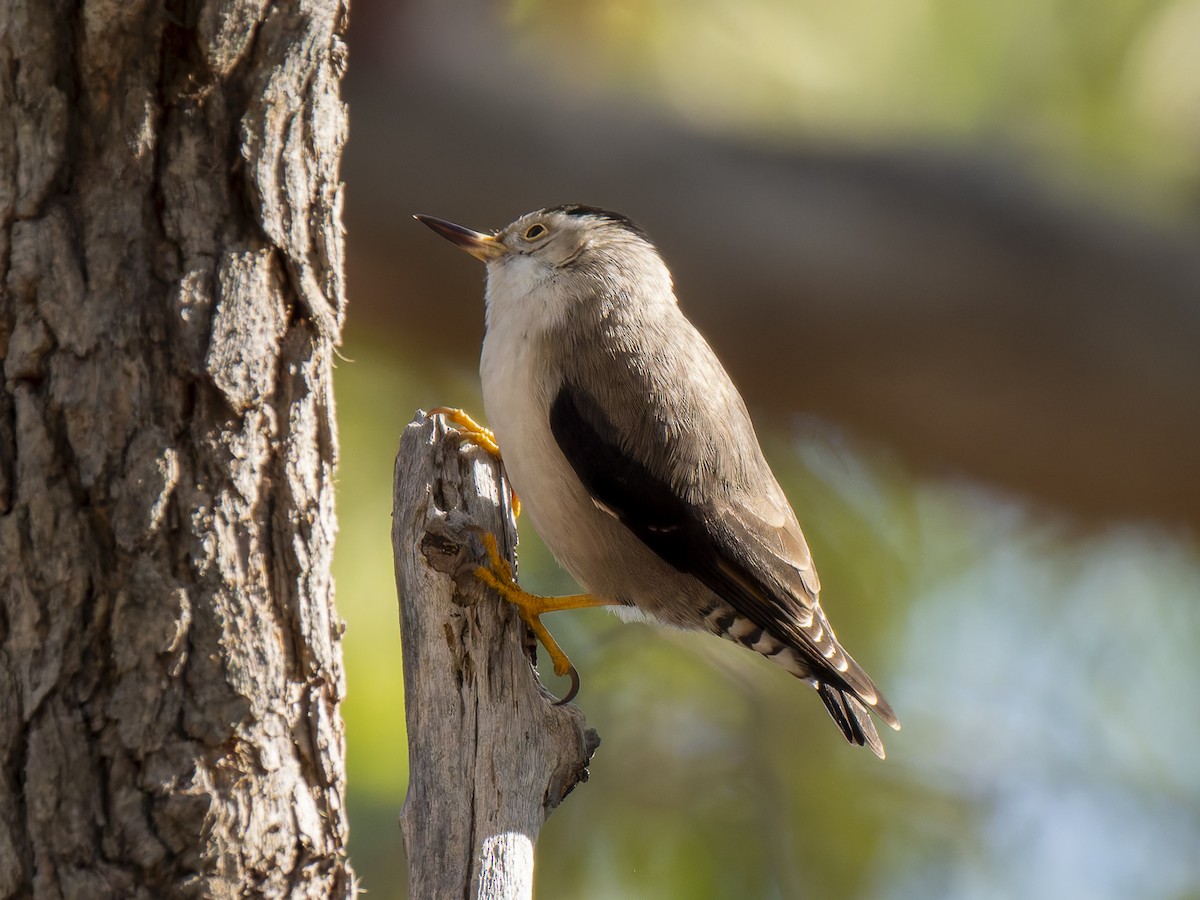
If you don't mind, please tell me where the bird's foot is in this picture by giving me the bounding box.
[429,407,521,517]
[473,531,617,704]
[428,407,501,456]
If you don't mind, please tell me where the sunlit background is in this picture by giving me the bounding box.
[335,1,1200,897]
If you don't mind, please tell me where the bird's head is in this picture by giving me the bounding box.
[415,205,675,326]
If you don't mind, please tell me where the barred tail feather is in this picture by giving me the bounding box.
[702,601,898,757]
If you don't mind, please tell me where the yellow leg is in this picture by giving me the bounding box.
[474,532,618,702]
[429,407,521,518]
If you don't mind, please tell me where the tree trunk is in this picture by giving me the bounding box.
[393,414,599,900]
[0,1,352,896]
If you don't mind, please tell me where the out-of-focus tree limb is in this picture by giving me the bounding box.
[350,1,1200,527]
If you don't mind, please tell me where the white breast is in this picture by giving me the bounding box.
[478,280,627,601]
[479,275,578,518]
[478,306,558,520]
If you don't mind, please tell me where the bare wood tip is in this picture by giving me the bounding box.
[393,409,598,898]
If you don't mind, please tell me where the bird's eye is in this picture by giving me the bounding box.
[523,223,548,241]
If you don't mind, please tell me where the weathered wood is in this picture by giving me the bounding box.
[0,0,352,896]
[393,412,599,900]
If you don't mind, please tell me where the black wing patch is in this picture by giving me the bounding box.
[548,385,718,575]
[548,383,891,722]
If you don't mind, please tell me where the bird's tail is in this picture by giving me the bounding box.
[703,601,899,758]
[816,683,887,758]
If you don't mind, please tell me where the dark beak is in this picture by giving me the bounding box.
[414,214,508,262]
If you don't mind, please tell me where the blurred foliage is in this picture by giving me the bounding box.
[508,0,1200,211]
[339,0,1200,895]
[334,330,1200,899]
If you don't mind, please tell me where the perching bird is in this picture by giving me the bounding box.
[416,205,900,757]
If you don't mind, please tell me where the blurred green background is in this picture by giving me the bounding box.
[334,1,1200,897]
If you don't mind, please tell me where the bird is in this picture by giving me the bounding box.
[415,205,900,757]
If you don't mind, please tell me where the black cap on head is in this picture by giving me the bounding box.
[543,204,652,243]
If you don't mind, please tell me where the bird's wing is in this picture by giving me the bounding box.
[549,380,898,733]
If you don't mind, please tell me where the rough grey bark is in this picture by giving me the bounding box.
[393,413,599,900]
[0,0,352,897]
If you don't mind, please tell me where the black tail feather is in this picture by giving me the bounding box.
[818,683,885,759]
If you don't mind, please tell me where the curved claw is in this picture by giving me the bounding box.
[552,665,581,706]
[471,530,615,706]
